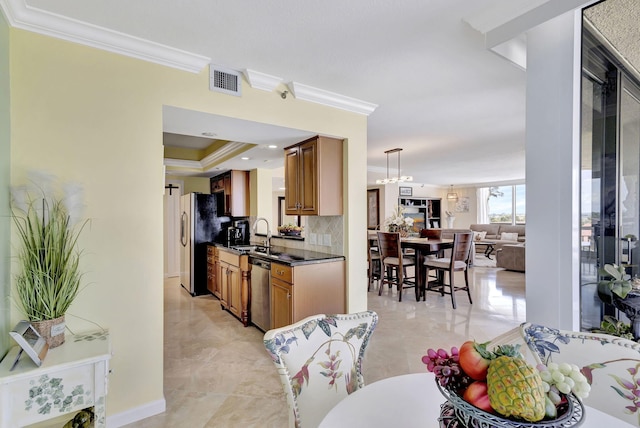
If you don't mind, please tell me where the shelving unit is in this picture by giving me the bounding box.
[398,197,442,229]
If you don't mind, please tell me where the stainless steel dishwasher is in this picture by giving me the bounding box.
[250,257,271,331]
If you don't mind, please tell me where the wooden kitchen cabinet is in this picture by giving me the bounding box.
[271,260,345,329]
[284,136,343,216]
[206,245,219,298]
[217,248,250,326]
[210,170,250,217]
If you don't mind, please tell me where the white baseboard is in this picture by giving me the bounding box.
[106,398,166,427]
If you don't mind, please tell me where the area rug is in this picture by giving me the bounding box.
[472,256,497,268]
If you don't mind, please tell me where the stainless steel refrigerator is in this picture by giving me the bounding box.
[180,193,224,296]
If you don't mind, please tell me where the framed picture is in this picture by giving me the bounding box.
[367,189,380,229]
[9,320,49,369]
[399,186,412,196]
[454,196,470,213]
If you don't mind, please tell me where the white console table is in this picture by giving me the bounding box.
[0,330,111,428]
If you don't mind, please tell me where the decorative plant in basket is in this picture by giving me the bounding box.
[384,205,414,236]
[277,223,303,236]
[423,340,588,427]
[11,174,89,348]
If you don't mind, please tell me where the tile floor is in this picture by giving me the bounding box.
[125,264,525,427]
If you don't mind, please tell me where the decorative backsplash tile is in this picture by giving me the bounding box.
[250,216,343,256]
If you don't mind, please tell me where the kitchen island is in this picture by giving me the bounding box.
[211,244,346,330]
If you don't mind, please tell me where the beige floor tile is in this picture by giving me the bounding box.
[123,262,525,427]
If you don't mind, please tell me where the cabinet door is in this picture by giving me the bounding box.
[206,262,216,295]
[219,261,228,307]
[299,139,318,215]
[284,146,301,214]
[227,264,241,317]
[271,278,293,329]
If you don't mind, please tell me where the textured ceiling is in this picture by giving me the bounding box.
[584,0,640,77]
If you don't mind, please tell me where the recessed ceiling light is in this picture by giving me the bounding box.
[268,145,277,149]
[241,157,250,160]
[202,132,216,137]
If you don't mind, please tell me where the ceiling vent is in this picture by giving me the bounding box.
[210,65,242,97]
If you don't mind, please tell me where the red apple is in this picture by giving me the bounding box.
[463,381,493,413]
[458,340,493,381]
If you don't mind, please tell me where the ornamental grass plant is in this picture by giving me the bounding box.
[11,175,88,322]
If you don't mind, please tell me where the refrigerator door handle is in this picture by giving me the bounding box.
[181,212,188,247]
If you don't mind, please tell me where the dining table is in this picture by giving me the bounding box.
[318,372,634,428]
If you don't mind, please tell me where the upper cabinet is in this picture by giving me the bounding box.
[210,170,249,217]
[284,136,343,216]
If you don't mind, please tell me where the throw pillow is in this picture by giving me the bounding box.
[473,231,487,241]
[500,232,519,241]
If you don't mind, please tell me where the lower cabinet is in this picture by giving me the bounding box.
[217,248,250,326]
[206,246,219,298]
[271,260,345,329]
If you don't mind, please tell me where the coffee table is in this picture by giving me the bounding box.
[475,240,496,259]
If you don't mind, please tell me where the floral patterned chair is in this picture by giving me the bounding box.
[263,311,378,428]
[517,322,640,427]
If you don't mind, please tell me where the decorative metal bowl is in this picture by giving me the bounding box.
[436,381,584,428]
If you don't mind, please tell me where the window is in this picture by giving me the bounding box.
[482,185,525,224]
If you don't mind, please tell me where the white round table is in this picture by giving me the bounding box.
[318,372,634,428]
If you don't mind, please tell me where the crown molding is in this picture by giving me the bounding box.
[0,0,210,73]
[287,82,378,116]
[243,69,283,92]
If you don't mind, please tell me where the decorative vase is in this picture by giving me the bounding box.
[32,315,66,348]
[446,217,455,228]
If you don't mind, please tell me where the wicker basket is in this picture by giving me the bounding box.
[31,315,66,348]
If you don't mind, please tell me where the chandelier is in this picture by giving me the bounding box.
[375,148,413,184]
[447,185,458,201]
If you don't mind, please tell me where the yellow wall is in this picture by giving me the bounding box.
[9,28,368,420]
[0,12,10,358]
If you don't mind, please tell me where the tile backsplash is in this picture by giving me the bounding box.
[250,216,343,255]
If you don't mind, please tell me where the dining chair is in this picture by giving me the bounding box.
[367,233,381,291]
[419,228,442,239]
[376,231,416,302]
[263,311,378,428]
[422,231,473,308]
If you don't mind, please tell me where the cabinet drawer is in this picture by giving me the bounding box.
[207,254,214,264]
[219,250,240,266]
[271,263,292,284]
[207,264,214,276]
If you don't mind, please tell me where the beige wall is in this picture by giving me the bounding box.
[165,175,210,194]
[9,28,368,423]
[0,12,10,358]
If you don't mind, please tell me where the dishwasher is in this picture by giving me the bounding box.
[250,257,271,331]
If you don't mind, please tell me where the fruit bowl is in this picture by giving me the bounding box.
[436,380,585,428]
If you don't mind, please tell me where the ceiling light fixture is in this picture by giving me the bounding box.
[241,157,250,160]
[375,148,413,184]
[268,145,277,149]
[447,185,458,201]
[201,132,216,137]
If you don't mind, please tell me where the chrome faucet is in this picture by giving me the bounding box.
[253,217,271,248]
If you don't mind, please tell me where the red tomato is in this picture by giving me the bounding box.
[463,381,493,413]
[458,340,493,381]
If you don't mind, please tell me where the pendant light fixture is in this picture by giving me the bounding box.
[375,148,413,184]
[447,185,458,201]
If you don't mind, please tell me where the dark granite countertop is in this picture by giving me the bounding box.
[215,243,344,266]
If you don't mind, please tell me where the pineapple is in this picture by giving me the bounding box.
[487,355,546,422]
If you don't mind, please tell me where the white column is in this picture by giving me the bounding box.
[525,10,582,330]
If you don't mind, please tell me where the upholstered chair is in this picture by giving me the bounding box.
[263,311,378,428]
[487,322,640,427]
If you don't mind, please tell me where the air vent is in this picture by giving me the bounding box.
[209,65,242,97]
